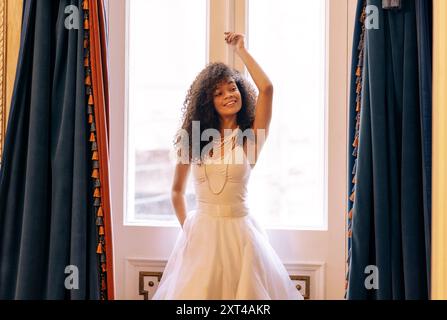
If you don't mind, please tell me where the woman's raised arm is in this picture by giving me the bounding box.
[225,32,273,156]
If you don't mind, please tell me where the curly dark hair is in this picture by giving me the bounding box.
[174,62,257,164]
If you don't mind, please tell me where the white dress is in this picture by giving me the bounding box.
[152,129,303,300]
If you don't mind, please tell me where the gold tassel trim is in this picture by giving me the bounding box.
[97,206,104,217]
[96,243,103,254]
[94,188,101,198]
[101,278,107,291]
[92,151,99,160]
[352,136,359,148]
[92,169,99,179]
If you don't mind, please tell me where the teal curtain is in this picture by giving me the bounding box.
[0,0,99,299]
[347,0,431,299]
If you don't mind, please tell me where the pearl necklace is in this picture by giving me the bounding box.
[204,129,238,195]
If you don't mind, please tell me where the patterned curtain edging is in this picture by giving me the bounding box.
[83,0,114,300]
[346,0,366,299]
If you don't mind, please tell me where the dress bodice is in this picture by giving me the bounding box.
[192,130,252,208]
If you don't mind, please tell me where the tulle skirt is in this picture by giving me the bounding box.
[152,207,304,300]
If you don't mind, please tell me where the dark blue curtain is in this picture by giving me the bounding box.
[347,0,431,300]
[0,0,99,299]
[415,0,432,295]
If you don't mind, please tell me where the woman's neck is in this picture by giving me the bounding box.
[219,117,238,135]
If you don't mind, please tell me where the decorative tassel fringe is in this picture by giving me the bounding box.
[94,198,101,207]
[92,168,99,179]
[84,1,109,299]
[345,1,367,299]
[101,278,107,291]
[96,216,104,226]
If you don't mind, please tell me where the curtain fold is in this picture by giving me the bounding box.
[347,0,431,300]
[432,0,447,300]
[0,0,112,300]
[415,0,432,296]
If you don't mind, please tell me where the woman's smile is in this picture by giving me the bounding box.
[224,99,237,107]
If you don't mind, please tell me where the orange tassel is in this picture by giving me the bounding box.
[94,188,101,198]
[348,229,352,238]
[352,136,359,148]
[84,57,89,67]
[85,75,91,86]
[356,66,361,77]
[349,191,356,202]
[356,101,360,112]
[88,95,94,105]
[90,132,95,142]
[88,114,93,124]
[101,263,106,273]
[92,169,99,179]
[96,243,103,254]
[348,209,353,220]
[84,18,89,30]
[101,279,106,290]
[99,226,104,235]
[83,0,88,10]
[92,151,99,160]
[97,207,104,217]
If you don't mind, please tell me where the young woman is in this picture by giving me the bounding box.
[152,32,303,300]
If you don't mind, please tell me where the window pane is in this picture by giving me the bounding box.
[128,0,206,222]
[247,0,327,228]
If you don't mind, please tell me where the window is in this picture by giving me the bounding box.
[246,0,327,229]
[127,0,207,223]
[126,0,327,229]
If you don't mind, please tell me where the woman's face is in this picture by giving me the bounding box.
[212,77,242,117]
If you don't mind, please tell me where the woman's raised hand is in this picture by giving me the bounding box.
[224,32,246,52]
